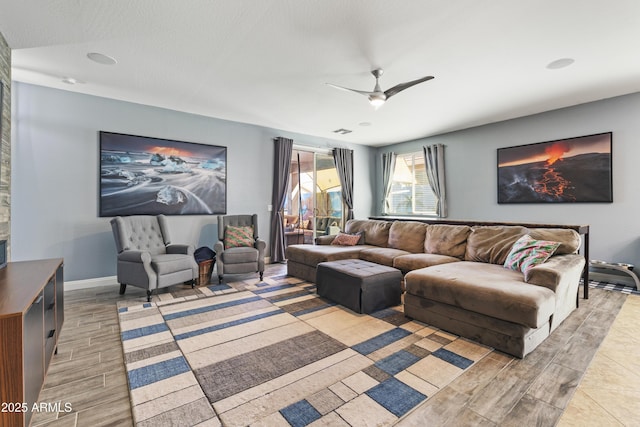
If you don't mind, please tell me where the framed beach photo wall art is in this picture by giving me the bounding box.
[99,131,227,216]
[497,132,612,204]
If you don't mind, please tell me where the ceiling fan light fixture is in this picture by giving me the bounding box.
[328,68,434,108]
[368,94,386,109]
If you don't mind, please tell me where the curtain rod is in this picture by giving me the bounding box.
[292,144,333,155]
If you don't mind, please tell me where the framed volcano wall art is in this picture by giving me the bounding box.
[99,131,227,216]
[497,132,612,203]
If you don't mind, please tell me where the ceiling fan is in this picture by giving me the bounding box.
[327,69,434,109]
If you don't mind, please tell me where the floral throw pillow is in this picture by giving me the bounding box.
[225,225,254,248]
[331,232,362,246]
[504,234,561,275]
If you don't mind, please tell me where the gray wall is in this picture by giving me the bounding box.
[11,82,374,281]
[375,92,640,267]
[17,79,637,280]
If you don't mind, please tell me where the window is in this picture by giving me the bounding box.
[284,148,344,246]
[387,151,437,215]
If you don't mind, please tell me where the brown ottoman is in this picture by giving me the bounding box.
[316,259,403,314]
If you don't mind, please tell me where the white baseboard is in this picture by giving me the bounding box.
[65,275,118,291]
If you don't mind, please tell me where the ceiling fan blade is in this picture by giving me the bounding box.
[384,75,434,99]
[326,83,375,97]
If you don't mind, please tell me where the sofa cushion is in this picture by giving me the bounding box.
[388,221,428,253]
[285,244,369,266]
[151,254,197,275]
[425,224,471,259]
[393,253,460,273]
[527,228,581,255]
[220,246,259,264]
[359,247,410,267]
[315,234,337,245]
[465,226,528,264]
[405,261,556,329]
[345,219,392,247]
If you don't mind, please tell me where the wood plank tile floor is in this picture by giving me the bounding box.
[30,263,638,426]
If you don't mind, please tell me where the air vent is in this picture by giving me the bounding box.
[333,128,352,135]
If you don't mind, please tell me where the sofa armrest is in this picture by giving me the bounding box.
[315,235,337,245]
[255,238,267,254]
[118,250,151,264]
[525,254,585,292]
[214,241,224,254]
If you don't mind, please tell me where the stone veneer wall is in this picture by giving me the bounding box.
[0,32,10,251]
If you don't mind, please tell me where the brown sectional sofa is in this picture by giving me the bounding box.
[286,219,460,282]
[285,218,585,358]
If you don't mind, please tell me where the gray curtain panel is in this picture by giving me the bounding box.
[423,144,448,217]
[381,152,396,214]
[270,137,293,262]
[333,147,354,221]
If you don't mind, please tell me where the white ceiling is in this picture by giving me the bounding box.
[2,0,640,146]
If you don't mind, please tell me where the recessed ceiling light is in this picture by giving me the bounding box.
[359,122,372,127]
[547,58,575,70]
[87,52,117,65]
[61,77,77,84]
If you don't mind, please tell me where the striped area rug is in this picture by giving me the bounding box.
[117,277,494,426]
[587,280,640,296]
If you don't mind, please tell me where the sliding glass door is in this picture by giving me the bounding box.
[284,149,343,247]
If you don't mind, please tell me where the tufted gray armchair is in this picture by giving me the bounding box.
[214,214,266,282]
[110,215,198,301]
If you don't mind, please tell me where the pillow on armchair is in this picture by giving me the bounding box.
[225,225,255,248]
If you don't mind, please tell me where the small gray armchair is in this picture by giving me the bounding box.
[214,214,266,282]
[110,215,198,301]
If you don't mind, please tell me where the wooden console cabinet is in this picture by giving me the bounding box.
[0,259,64,427]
